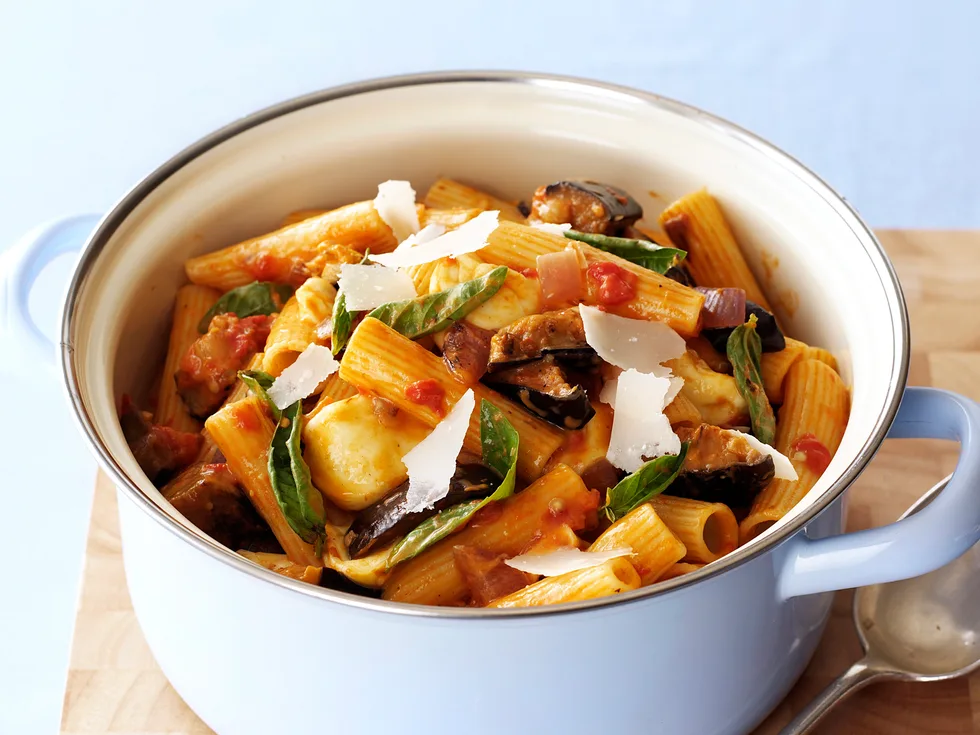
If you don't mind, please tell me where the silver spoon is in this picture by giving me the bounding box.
[780,474,980,734]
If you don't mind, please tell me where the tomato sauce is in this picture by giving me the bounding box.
[791,433,832,474]
[586,261,637,306]
[405,379,446,416]
[519,267,538,279]
[545,489,600,530]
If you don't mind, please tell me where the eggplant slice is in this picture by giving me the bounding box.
[702,300,786,354]
[488,308,597,372]
[346,464,499,558]
[530,181,642,235]
[485,356,595,430]
[670,424,775,506]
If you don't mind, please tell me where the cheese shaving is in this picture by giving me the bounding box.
[579,304,686,374]
[402,389,476,513]
[733,430,799,481]
[338,264,417,311]
[530,222,573,235]
[606,369,681,472]
[373,180,420,242]
[371,211,499,268]
[392,223,446,253]
[601,374,682,409]
[504,547,633,576]
[268,344,340,410]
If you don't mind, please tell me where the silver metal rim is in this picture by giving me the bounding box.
[60,70,910,619]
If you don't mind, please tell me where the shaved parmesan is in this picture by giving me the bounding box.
[268,344,340,410]
[601,375,683,410]
[402,389,476,513]
[580,304,686,374]
[371,211,499,269]
[531,222,572,235]
[505,547,633,576]
[392,223,445,253]
[374,180,420,242]
[606,369,681,472]
[338,264,417,311]
[733,430,799,481]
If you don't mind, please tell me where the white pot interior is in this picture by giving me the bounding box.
[65,76,905,557]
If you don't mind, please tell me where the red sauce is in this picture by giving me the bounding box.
[469,500,504,529]
[519,267,538,279]
[586,261,637,306]
[232,404,260,432]
[791,433,832,474]
[406,379,446,416]
[247,252,284,281]
[545,489,600,530]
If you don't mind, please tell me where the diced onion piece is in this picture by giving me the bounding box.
[536,248,583,307]
[732,429,799,481]
[374,180,420,242]
[372,211,499,268]
[606,369,680,472]
[268,344,340,409]
[697,287,747,329]
[579,304,686,374]
[338,264,417,311]
[402,389,476,513]
[530,222,573,236]
[504,547,633,576]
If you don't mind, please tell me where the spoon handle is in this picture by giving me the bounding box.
[778,658,891,735]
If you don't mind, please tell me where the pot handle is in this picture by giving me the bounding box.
[0,215,100,373]
[778,386,980,600]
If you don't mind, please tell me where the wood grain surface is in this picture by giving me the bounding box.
[60,231,980,734]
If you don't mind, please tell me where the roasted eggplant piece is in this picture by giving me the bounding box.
[670,424,775,506]
[702,300,786,354]
[530,181,642,235]
[488,308,597,372]
[664,264,695,287]
[486,356,595,430]
[442,321,495,385]
[346,464,499,558]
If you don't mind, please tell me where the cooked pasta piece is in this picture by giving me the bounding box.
[658,189,771,310]
[488,557,640,608]
[420,207,483,229]
[263,276,335,376]
[322,519,393,589]
[802,345,840,373]
[185,200,405,291]
[545,402,613,475]
[759,337,807,404]
[649,495,738,564]
[740,359,850,542]
[238,550,322,584]
[155,284,221,432]
[664,392,703,429]
[666,350,748,427]
[590,503,686,585]
[423,178,526,223]
[306,373,359,420]
[686,335,731,374]
[205,396,321,566]
[195,353,264,464]
[281,209,328,227]
[303,394,430,511]
[340,318,565,480]
[657,562,705,582]
[382,465,595,605]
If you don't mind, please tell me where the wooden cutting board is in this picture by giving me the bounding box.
[60,230,980,735]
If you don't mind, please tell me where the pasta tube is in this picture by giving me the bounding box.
[657,562,705,582]
[263,276,335,376]
[658,189,771,310]
[590,503,686,585]
[155,284,221,432]
[759,337,807,404]
[238,550,322,584]
[306,373,359,421]
[423,178,526,223]
[488,558,640,608]
[740,359,850,542]
[664,392,703,429]
[802,345,839,373]
[420,207,484,229]
[649,495,738,564]
[281,209,328,227]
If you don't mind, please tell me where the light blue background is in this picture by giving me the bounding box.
[2,1,979,732]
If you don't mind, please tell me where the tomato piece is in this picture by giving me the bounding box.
[405,379,446,416]
[791,433,832,474]
[586,261,637,306]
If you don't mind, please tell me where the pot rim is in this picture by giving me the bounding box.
[60,70,909,619]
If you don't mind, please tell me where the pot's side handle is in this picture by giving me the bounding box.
[778,387,980,600]
[0,215,100,373]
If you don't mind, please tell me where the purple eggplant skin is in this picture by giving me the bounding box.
[703,300,786,354]
[487,308,597,372]
[670,424,776,507]
[530,181,642,236]
[346,464,499,559]
[490,381,595,431]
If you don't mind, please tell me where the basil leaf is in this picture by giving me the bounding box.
[238,369,277,415]
[563,231,686,274]
[601,445,688,522]
[387,401,520,568]
[330,289,354,355]
[268,401,326,545]
[727,315,776,446]
[198,281,292,333]
[367,266,508,340]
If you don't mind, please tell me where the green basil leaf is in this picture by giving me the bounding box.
[330,288,354,356]
[563,231,686,274]
[238,369,277,414]
[387,400,520,568]
[601,445,688,522]
[267,401,326,545]
[198,281,292,333]
[727,315,776,446]
[367,265,508,340]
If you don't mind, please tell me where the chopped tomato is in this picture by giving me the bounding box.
[586,261,636,306]
[519,267,538,279]
[119,395,202,482]
[406,379,446,416]
[244,251,309,287]
[791,433,832,474]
